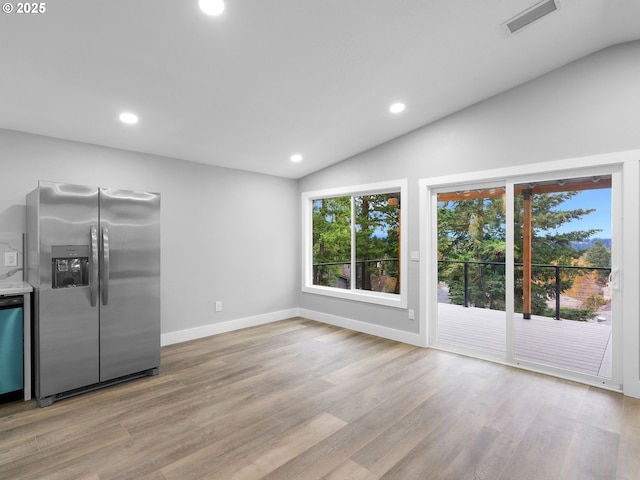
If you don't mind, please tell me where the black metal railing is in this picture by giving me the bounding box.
[438,259,611,320]
[313,258,399,293]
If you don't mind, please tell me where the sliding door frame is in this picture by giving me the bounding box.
[428,180,508,363]
[419,151,640,396]
[506,167,621,389]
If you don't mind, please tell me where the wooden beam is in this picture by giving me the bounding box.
[437,178,611,203]
[522,189,532,319]
[437,188,505,202]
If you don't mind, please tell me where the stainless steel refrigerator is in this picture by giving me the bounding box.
[26,181,160,407]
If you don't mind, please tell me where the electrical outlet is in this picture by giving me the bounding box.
[5,252,17,267]
[215,301,222,312]
[408,309,415,320]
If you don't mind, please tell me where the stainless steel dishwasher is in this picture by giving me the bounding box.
[0,295,23,403]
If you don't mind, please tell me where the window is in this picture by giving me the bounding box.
[302,180,407,308]
[312,196,351,289]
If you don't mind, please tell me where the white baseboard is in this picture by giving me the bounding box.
[161,308,299,346]
[161,307,426,348]
[299,308,426,347]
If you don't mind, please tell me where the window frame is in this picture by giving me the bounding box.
[302,179,408,308]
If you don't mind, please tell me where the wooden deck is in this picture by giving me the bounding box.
[437,303,612,378]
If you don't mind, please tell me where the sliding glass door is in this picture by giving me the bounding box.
[429,167,621,387]
[434,183,506,358]
[512,174,617,381]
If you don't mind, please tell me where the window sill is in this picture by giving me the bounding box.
[301,284,407,309]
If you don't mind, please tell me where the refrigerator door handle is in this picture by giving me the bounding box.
[90,225,99,307]
[102,226,110,306]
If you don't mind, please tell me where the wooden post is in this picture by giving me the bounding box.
[397,204,401,295]
[523,189,532,319]
[388,196,400,294]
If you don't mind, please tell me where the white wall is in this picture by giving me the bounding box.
[0,129,300,343]
[299,41,640,397]
[297,40,640,397]
[2,39,640,394]
[298,40,640,333]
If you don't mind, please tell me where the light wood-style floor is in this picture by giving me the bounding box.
[1,317,639,480]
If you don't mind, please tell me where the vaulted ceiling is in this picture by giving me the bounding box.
[1,0,639,178]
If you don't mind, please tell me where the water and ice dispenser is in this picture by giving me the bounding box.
[51,245,90,289]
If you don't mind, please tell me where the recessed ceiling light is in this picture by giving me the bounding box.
[290,154,303,163]
[199,0,225,16]
[119,112,139,124]
[389,103,406,114]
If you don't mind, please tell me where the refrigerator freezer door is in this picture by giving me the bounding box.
[99,188,161,381]
[35,182,100,398]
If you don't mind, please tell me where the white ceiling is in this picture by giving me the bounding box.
[1,0,639,179]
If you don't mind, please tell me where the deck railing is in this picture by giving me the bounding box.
[313,258,399,293]
[438,259,611,320]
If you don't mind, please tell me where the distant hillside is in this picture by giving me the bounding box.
[571,238,611,251]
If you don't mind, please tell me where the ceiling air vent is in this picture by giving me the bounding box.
[502,0,560,35]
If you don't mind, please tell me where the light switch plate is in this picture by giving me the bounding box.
[5,252,18,267]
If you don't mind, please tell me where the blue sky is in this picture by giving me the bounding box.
[548,188,611,238]
[437,188,613,239]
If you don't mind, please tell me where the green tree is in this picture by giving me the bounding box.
[438,196,506,309]
[355,194,400,292]
[514,191,599,316]
[438,190,602,316]
[312,193,400,292]
[312,196,351,287]
[584,239,611,285]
